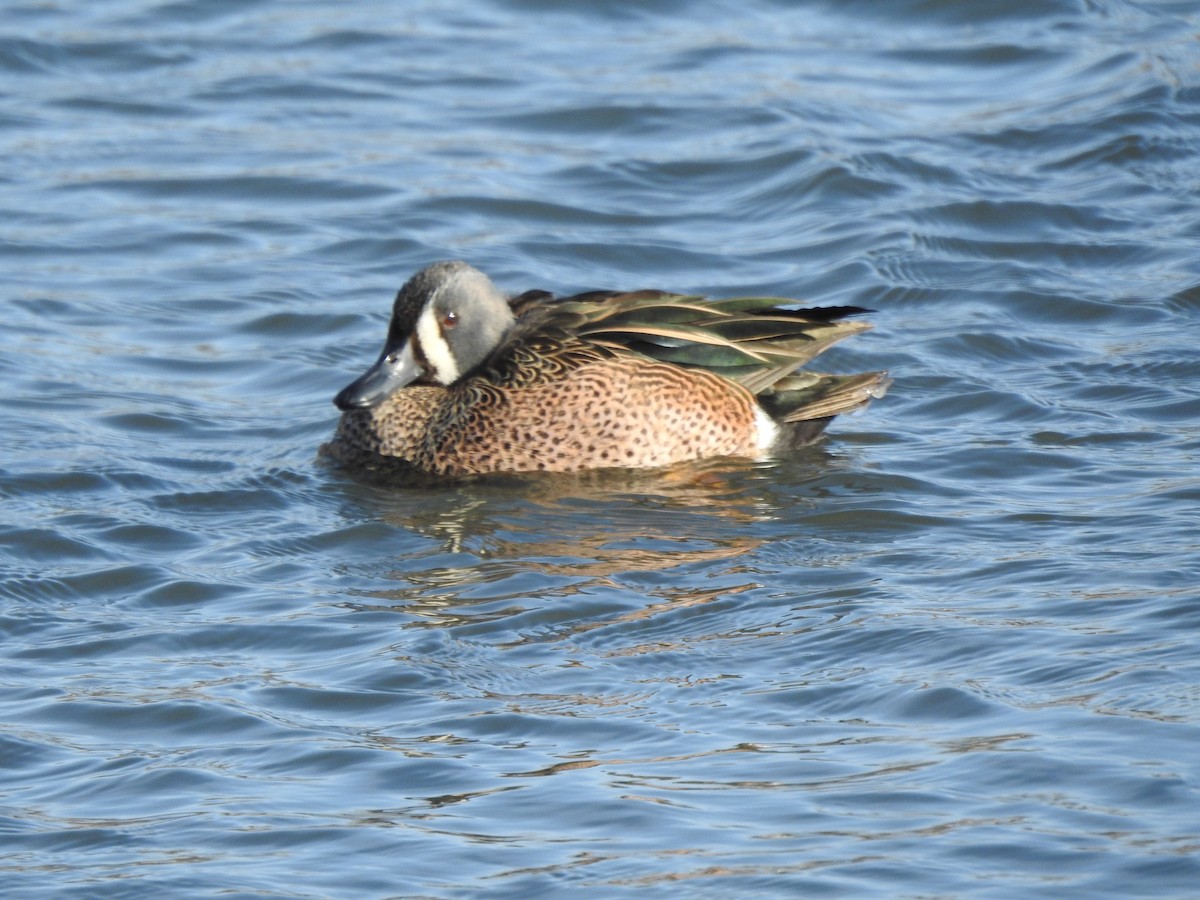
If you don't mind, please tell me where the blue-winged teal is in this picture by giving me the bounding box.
[327,261,888,475]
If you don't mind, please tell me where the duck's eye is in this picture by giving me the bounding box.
[441,310,458,328]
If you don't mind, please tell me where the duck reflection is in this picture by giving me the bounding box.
[329,450,840,631]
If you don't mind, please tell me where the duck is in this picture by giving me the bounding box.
[327,261,888,476]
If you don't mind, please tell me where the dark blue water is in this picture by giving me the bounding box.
[3,0,1199,896]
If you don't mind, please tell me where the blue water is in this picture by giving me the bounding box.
[3,0,1199,896]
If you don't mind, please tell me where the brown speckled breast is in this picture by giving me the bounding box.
[327,359,762,476]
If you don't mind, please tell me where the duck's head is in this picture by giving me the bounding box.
[334,261,515,411]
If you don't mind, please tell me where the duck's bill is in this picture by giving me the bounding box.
[333,339,424,410]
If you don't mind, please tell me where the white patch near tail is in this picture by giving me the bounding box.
[753,406,780,452]
[414,306,459,385]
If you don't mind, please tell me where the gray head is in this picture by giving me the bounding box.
[334,261,515,410]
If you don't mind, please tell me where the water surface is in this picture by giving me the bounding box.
[2,0,1199,896]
